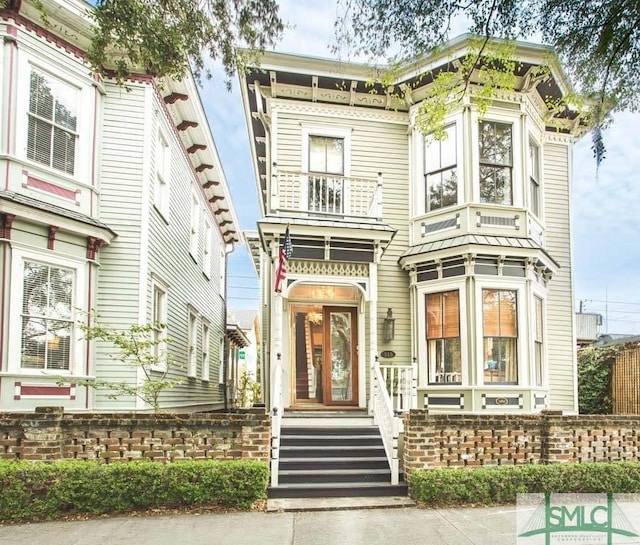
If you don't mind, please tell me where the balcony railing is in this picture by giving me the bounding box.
[271,168,383,220]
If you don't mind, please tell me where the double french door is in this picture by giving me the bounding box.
[292,305,358,406]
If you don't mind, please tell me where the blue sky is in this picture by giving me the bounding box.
[202,1,640,335]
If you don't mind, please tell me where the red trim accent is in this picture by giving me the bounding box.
[13,382,76,400]
[47,225,58,250]
[21,385,70,396]
[1,214,15,239]
[86,236,106,260]
[164,92,188,104]
[27,175,77,201]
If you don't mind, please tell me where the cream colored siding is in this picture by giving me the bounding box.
[277,108,412,376]
[543,141,576,411]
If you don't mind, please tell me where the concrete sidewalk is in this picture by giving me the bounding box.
[0,505,520,545]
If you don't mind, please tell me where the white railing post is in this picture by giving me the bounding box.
[270,352,283,488]
[376,172,383,220]
[372,357,401,485]
[411,357,418,409]
[270,162,279,213]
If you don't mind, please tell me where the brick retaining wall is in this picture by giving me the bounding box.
[403,411,640,477]
[0,407,270,463]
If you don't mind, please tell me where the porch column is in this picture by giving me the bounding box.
[368,262,378,416]
[271,287,284,413]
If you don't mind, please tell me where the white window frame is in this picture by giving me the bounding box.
[15,57,93,182]
[154,129,170,219]
[203,217,212,278]
[474,278,526,387]
[151,278,168,371]
[423,123,460,213]
[300,124,352,213]
[201,320,211,381]
[8,248,86,375]
[528,135,542,219]
[187,307,198,378]
[417,278,468,388]
[189,189,200,261]
[470,109,523,207]
[531,286,548,388]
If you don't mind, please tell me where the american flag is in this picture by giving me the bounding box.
[274,226,293,293]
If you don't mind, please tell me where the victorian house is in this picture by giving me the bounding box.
[241,36,583,492]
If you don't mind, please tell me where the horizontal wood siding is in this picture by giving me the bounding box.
[277,109,411,370]
[146,91,226,410]
[94,82,146,408]
[543,141,576,411]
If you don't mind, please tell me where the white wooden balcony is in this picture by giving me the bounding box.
[270,169,383,220]
[411,203,545,247]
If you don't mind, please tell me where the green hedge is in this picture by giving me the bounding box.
[411,462,640,506]
[0,459,269,522]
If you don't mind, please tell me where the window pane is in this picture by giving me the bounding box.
[30,71,54,120]
[426,293,443,338]
[54,85,78,131]
[482,289,500,336]
[479,121,512,166]
[325,138,344,174]
[309,136,326,171]
[52,127,76,174]
[440,126,456,167]
[480,165,512,205]
[500,290,517,337]
[27,117,53,166]
[442,290,459,337]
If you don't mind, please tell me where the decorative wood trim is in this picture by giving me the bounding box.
[86,236,106,259]
[163,92,188,104]
[176,120,198,131]
[187,144,207,154]
[202,180,219,188]
[1,213,15,239]
[195,163,213,172]
[47,225,58,250]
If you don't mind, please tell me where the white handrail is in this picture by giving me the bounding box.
[270,353,283,487]
[372,358,400,485]
[379,364,414,413]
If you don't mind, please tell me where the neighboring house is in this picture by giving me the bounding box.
[575,312,603,347]
[240,35,584,420]
[226,309,260,407]
[0,0,240,412]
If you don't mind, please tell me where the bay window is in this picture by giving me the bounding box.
[426,290,461,384]
[424,125,458,212]
[27,69,78,175]
[482,288,518,384]
[479,121,513,205]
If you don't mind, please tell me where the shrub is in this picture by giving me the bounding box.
[410,462,640,506]
[0,459,268,523]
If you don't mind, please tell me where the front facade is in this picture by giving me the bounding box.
[0,0,240,411]
[241,36,582,417]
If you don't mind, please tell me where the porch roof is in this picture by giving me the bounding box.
[0,189,117,242]
[399,234,559,269]
[258,215,396,235]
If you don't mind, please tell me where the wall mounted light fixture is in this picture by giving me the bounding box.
[383,308,395,342]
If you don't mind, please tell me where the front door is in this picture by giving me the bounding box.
[292,305,358,407]
[323,306,358,405]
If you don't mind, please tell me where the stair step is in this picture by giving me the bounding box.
[280,436,383,447]
[279,456,389,470]
[279,468,391,484]
[278,446,385,458]
[268,482,409,499]
[281,426,378,435]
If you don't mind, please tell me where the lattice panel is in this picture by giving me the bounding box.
[288,260,369,277]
